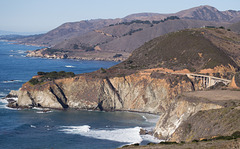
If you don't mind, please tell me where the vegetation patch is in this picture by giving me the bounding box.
[42,48,64,55]
[29,71,75,85]
[123,28,143,36]
[73,43,95,52]
[193,131,240,142]
[113,54,123,58]
[159,141,178,145]
[110,16,180,27]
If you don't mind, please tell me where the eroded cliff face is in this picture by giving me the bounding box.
[18,72,195,113]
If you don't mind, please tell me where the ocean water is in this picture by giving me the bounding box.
[0,41,160,149]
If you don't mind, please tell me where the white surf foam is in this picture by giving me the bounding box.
[59,125,143,143]
[17,50,24,54]
[30,125,36,128]
[142,115,148,121]
[141,135,163,143]
[0,98,8,104]
[1,80,23,83]
[32,107,44,110]
[0,92,7,97]
[138,113,160,124]
[0,105,6,108]
[3,97,18,102]
[3,105,19,110]
[65,65,75,68]
[36,111,52,114]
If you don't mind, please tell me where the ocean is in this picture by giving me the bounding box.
[0,41,160,149]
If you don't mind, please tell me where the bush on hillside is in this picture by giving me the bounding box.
[29,71,75,85]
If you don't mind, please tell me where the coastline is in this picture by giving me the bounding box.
[26,54,126,62]
[1,40,129,62]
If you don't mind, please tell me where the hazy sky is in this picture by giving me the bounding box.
[1,0,240,33]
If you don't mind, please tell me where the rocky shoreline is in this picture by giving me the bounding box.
[26,48,130,62]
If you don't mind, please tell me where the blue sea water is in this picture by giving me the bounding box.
[0,41,160,149]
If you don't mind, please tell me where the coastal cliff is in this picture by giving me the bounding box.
[18,71,195,112]
[16,69,229,140]
[13,28,240,142]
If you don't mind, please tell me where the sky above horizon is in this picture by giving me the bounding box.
[1,0,240,33]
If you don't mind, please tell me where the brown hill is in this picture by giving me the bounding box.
[112,28,240,73]
[177,5,240,22]
[124,5,240,22]
[17,19,123,46]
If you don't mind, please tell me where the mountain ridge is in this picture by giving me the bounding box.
[13,5,240,48]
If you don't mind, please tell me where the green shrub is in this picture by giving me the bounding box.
[147,142,156,145]
[37,72,46,75]
[192,139,199,142]
[73,44,79,49]
[180,141,185,144]
[200,139,208,141]
[232,131,240,138]
[159,141,178,145]
[113,54,123,58]
[29,78,41,85]
[29,71,75,85]
[100,68,106,73]
[215,136,233,140]
[133,143,139,146]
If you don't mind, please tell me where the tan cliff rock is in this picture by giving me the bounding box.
[18,72,195,113]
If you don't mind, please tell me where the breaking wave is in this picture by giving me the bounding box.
[65,65,75,68]
[1,80,23,83]
[0,98,8,104]
[59,125,161,144]
[0,92,7,97]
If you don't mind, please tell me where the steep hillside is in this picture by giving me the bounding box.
[114,28,240,74]
[17,19,123,46]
